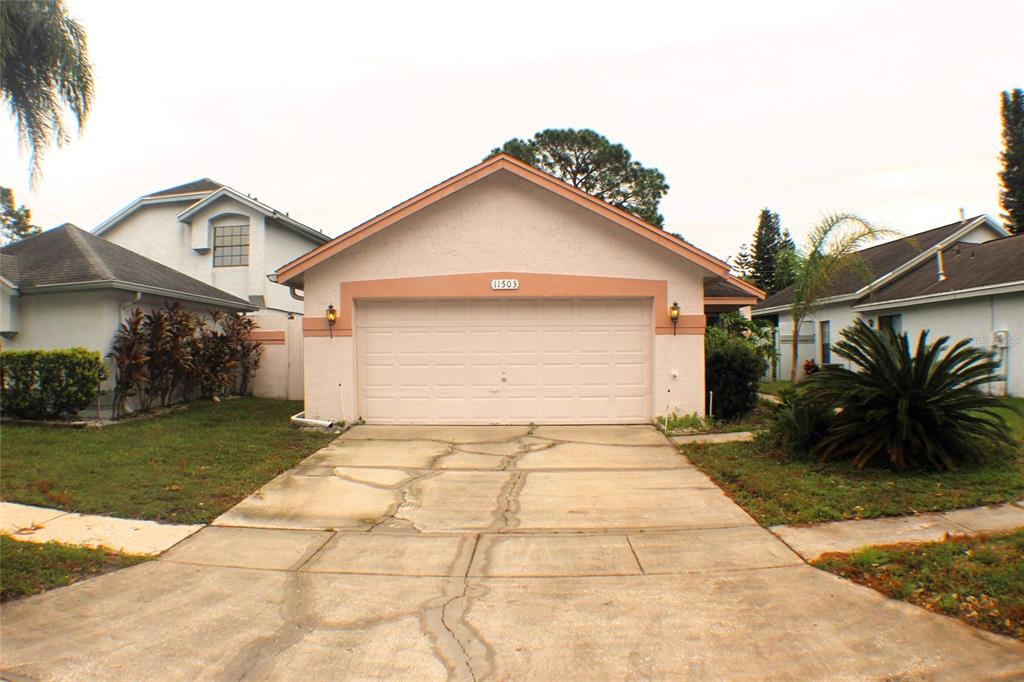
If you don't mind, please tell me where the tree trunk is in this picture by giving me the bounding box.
[789,316,801,383]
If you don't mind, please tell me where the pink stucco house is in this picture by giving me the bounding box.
[275,154,763,425]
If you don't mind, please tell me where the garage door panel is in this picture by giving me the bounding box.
[357,298,652,424]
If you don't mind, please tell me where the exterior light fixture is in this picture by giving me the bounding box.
[326,304,337,338]
[669,301,680,336]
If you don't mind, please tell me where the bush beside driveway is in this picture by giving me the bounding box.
[1,399,335,524]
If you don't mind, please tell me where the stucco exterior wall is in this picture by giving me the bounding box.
[300,171,708,423]
[1,291,119,355]
[768,292,1023,396]
[100,199,316,315]
[249,311,303,400]
[867,293,1024,397]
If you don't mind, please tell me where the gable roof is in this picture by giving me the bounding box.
[854,232,1024,308]
[753,215,1005,313]
[93,180,329,245]
[175,186,330,244]
[2,224,255,310]
[145,178,223,198]
[273,154,765,300]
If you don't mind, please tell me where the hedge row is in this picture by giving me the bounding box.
[1,348,107,419]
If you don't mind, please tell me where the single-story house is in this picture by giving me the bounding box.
[273,154,764,425]
[752,215,1023,396]
[0,224,256,402]
[91,178,331,400]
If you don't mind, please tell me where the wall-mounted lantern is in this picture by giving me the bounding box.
[326,304,337,338]
[669,301,680,336]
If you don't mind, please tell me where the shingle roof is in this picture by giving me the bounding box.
[145,178,223,198]
[0,252,19,284]
[754,218,973,311]
[860,233,1024,304]
[2,224,254,309]
[705,279,755,298]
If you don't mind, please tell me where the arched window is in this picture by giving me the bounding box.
[211,214,249,267]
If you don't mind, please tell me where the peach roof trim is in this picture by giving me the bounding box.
[275,154,764,300]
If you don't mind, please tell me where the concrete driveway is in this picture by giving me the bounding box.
[3,425,1023,680]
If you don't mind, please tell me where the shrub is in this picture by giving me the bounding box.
[757,387,832,458]
[705,328,768,420]
[803,320,1017,471]
[108,309,149,418]
[0,348,107,419]
[107,305,263,414]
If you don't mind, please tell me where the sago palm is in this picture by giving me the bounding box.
[1,0,93,183]
[804,320,1016,471]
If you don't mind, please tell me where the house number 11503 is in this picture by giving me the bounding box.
[491,278,519,290]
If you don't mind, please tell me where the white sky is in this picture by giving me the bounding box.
[2,0,1022,264]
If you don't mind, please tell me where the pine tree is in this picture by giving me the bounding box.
[1000,88,1024,234]
[752,208,783,292]
[0,187,39,243]
[733,243,755,281]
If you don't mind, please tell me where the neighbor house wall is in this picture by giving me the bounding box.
[300,170,708,423]
[771,301,862,379]
[865,293,1024,397]
[100,199,316,315]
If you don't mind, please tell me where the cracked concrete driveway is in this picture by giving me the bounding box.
[3,425,1023,681]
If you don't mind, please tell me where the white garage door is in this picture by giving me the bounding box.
[356,298,652,424]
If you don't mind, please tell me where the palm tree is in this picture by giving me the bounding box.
[787,212,893,382]
[1,0,93,184]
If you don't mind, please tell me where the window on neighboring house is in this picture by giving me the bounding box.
[879,314,902,336]
[819,321,831,364]
[213,223,249,267]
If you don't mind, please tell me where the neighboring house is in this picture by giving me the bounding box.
[752,215,1023,396]
[0,224,255,403]
[273,154,764,425]
[92,179,331,399]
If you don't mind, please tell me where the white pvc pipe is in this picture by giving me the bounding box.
[290,411,334,428]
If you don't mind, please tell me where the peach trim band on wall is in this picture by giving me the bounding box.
[301,272,706,337]
[248,330,286,345]
[704,296,759,306]
[276,155,763,303]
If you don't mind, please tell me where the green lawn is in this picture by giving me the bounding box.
[682,441,1024,527]
[1,398,335,524]
[758,379,791,396]
[0,536,151,601]
[996,397,1024,441]
[814,531,1024,640]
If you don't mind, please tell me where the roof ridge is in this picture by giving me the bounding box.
[64,225,116,281]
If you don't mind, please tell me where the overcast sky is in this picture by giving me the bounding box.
[2,0,1022,264]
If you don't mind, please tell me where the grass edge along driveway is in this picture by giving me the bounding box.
[1,398,336,524]
[0,535,151,602]
[814,530,1024,641]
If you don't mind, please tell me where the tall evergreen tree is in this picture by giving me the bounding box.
[0,187,39,243]
[1000,88,1024,234]
[752,208,783,291]
[732,243,754,281]
[773,228,800,292]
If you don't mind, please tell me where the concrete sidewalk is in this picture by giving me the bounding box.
[1,502,203,555]
[772,501,1024,561]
